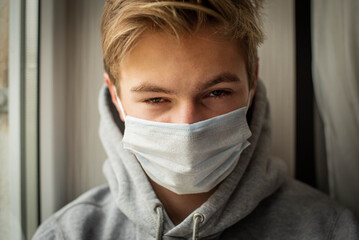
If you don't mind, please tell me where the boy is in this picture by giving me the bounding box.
[33,1,359,239]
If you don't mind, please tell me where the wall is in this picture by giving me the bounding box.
[258,0,295,175]
[65,0,108,201]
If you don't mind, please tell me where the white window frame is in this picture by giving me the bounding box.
[8,0,39,238]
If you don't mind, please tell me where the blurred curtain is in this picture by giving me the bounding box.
[312,0,359,215]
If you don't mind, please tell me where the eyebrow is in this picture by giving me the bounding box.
[131,84,176,94]
[130,73,241,94]
[199,73,241,91]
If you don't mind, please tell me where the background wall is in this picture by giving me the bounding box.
[65,0,107,202]
[259,0,295,175]
[40,0,295,220]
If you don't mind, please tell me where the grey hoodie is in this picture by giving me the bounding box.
[33,81,359,240]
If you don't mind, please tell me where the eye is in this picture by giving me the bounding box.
[144,97,168,104]
[207,89,232,98]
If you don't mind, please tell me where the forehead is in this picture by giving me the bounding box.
[118,28,247,89]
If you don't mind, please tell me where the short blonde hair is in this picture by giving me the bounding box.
[101,0,264,88]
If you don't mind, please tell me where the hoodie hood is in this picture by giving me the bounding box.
[99,80,287,239]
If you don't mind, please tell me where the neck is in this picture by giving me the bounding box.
[150,179,216,225]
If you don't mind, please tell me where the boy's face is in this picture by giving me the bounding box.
[106,28,257,123]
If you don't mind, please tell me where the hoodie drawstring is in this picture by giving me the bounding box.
[154,205,204,240]
[155,204,164,240]
[192,213,204,240]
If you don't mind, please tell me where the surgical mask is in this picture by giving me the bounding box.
[116,92,252,194]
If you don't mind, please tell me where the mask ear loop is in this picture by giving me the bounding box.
[115,89,127,120]
[245,89,253,114]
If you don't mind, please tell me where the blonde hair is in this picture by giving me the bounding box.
[101,0,264,88]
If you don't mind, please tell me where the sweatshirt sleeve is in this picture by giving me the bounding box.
[331,208,359,240]
[32,216,64,240]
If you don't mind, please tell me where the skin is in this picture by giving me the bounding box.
[105,28,258,224]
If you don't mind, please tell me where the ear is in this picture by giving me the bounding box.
[104,73,125,122]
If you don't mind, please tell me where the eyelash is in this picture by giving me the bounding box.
[206,89,232,98]
[144,97,168,104]
[143,89,232,105]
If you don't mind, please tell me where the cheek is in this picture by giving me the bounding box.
[231,89,250,110]
[215,98,246,114]
[202,95,248,117]
[119,97,162,121]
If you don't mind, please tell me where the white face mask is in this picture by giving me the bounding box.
[116,92,252,194]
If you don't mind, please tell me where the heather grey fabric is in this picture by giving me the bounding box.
[33,81,359,240]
